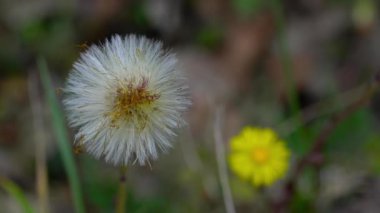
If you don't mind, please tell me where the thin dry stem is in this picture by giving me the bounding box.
[28,71,49,213]
[213,108,236,213]
[277,84,367,136]
[179,128,216,198]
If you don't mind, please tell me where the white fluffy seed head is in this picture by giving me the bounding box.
[63,34,191,166]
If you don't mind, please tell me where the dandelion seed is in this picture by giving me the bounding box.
[229,127,290,187]
[63,34,191,166]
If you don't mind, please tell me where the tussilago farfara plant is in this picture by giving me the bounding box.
[63,34,190,166]
[229,127,290,187]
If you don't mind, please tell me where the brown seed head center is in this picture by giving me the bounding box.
[109,79,159,128]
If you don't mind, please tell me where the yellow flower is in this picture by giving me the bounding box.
[229,127,290,187]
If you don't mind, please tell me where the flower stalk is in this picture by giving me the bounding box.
[116,166,128,213]
[214,108,236,213]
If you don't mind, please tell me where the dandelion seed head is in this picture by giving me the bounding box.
[63,34,190,166]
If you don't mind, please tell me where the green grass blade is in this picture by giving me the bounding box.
[37,57,86,213]
[269,0,308,149]
[0,176,35,213]
[270,0,301,116]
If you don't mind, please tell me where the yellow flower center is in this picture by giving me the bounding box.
[251,147,270,164]
[108,78,159,129]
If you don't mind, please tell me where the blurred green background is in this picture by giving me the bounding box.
[1,0,380,212]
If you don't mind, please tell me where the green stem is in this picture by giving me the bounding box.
[116,167,128,213]
[270,0,301,117]
[38,57,85,213]
[0,176,35,213]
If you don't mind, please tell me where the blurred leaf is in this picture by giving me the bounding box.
[287,127,316,156]
[289,108,374,157]
[232,0,265,17]
[352,0,377,28]
[326,109,373,154]
[196,27,223,50]
[0,176,35,213]
[81,157,116,212]
[86,178,116,212]
[291,167,316,213]
[38,57,85,213]
[365,134,380,174]
[230,176,255,202]
[290,193,314,213]
[47,151,66,182]
[127,193,172,213]
[20,20,45,44]
[131,2,149,27]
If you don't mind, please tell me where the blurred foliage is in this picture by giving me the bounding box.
[366,135,380,174]
[0,176,35,213]
[38,58,85,213]
[196,26,224,50]
[0,0,380,212]
[326,109,373,154]
[352,0,377,29]
[129,2,149,28]
[232,0,266,17]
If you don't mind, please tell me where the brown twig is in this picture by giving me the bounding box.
[273,74,380,212]
[28,71,50,213]
[277,84,367,137]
